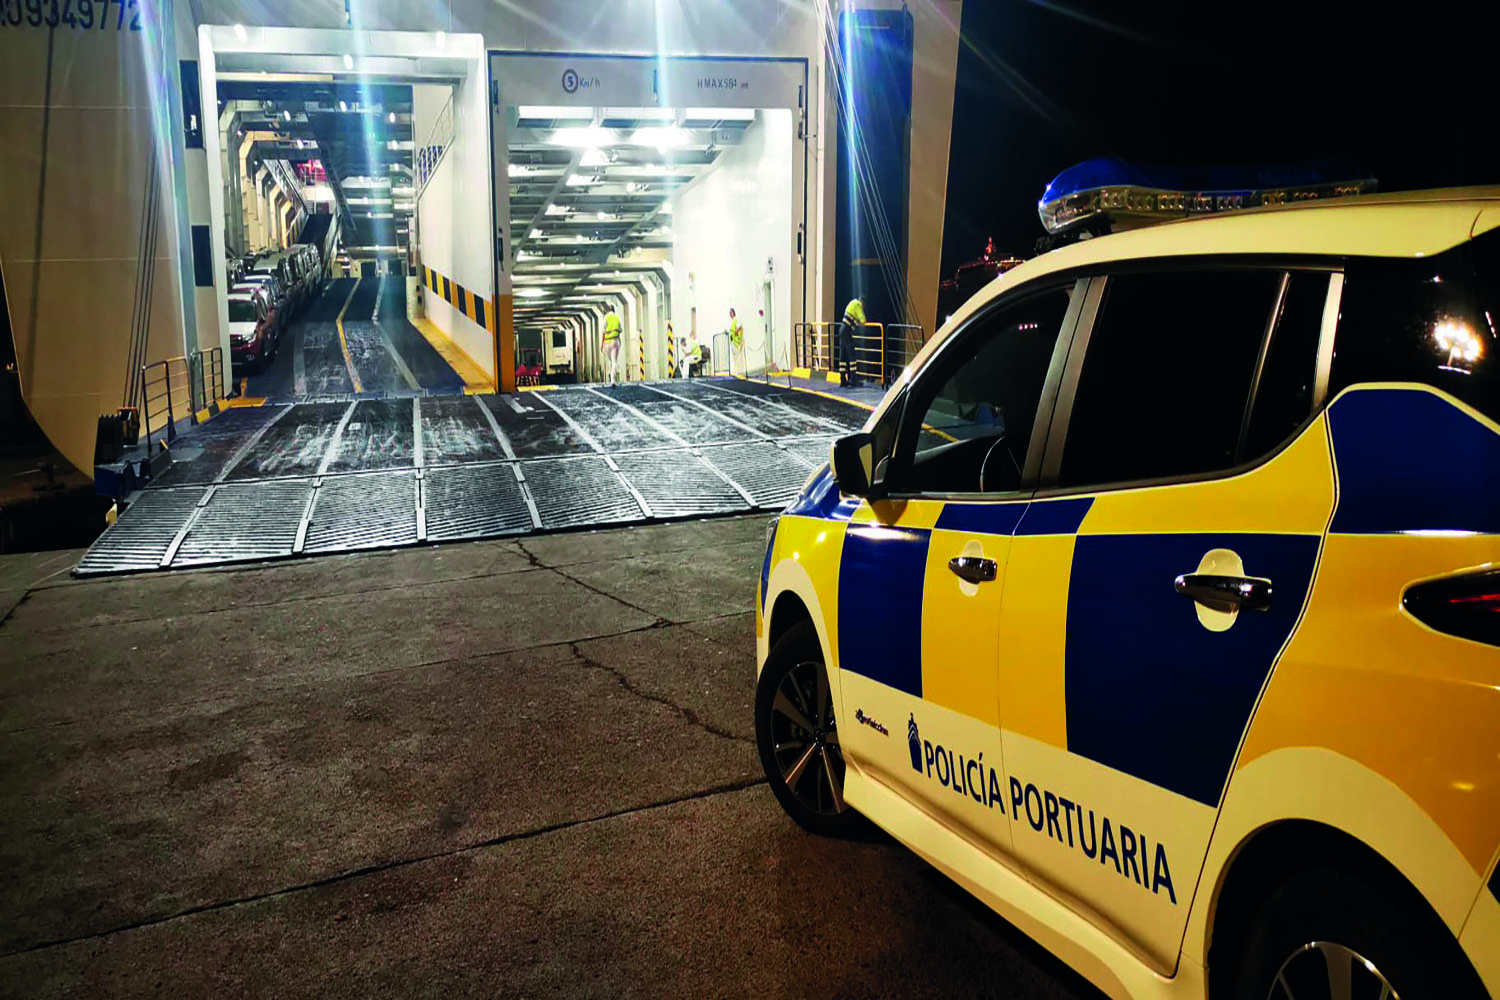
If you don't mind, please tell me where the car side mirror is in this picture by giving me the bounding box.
[830,432,885,499]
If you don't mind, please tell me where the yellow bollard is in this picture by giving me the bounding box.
[666,323,676,378]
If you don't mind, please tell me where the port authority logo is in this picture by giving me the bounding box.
[853,708,888,736]
[905,713,1177,904]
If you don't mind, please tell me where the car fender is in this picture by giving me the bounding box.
[1185,746,1483,967]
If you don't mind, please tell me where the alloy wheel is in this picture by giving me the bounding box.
[1268,941,1399,1000]
[767,658,846,815]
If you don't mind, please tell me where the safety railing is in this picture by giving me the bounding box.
[139,357,192,451]
[416,91,455,200]
[711,332,731,375]
[850,322,886,384]
[191,347,227,412]
[793,322,838,371]
[884,323,926,384]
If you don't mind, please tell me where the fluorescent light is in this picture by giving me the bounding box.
[233,22,247,40]
[630,126,689,150]
[508,163,531,177]
[529,228,544,239]
[342,54,354,70]
[388,111,396,123]
[435,30,446,47]
[566,174,599,186]
[658,201,672,214]
[283,110,291,121]
[579,148,609,168]
[550,126,615,148]
[544,204,569,215]
[596,211,611,221]
[339,100,347,111]
[516,287,550,298]
[684,107,755,122]
[518,106,595,121]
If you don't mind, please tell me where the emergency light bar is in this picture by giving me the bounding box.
[1038,157,1377,235]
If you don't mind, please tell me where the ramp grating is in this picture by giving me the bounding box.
[612,450,746,519]
[780,436,836,470]
[174,480,313,567]
[523,456,645,529]
[424,464,533,541]
[75,488,207,575]
[700,443,815,509]
[304,471,419,554]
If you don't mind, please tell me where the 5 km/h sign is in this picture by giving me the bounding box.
[493,53,805,111]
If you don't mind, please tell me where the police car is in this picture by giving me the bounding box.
[755,162,1500,1000]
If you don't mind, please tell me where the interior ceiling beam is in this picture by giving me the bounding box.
[513,146,585,257]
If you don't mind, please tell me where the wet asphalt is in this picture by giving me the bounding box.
[0,516,1101,999]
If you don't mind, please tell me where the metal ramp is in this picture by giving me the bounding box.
[77,378,863,576]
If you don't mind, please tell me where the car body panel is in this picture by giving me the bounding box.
[758,194,1500,998]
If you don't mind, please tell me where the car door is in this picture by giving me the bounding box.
[995,267,1339,972]
[835,279,1083,853]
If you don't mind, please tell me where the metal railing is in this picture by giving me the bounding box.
[711,332,730,375]
[139,357,191,451]
[884,323,926,384]
[416,91,455,199]
[191,347,226,411]
[793,322,838,371]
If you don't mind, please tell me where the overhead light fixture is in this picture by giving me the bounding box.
[579,148,609,168]
[517,106,594,122]
[508,163,532,177]
[550,126,616,148]
[566,174,599,186]
[630,126,689,151]
[343,53,354,70]
[339,100,348,111]
[516,287,550,298]
[658,200,672,214]
[596,211,612,221]
[388,111,396,123]
[283,110,292,121]
[233,22,247,41]
[529,228,544,239]
[435,30,446,47]
[544,204,569,215]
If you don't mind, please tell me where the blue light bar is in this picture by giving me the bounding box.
[1038,156,1377,235]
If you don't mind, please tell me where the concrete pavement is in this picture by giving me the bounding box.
[0,516,1099,998]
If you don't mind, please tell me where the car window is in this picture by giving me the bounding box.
[1239,272,1331,461]
[1058,270,1282,489]
[228,300,258,323]
[1332,228,1500,422]
[888,284,1075,495]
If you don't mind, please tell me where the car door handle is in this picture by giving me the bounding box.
[949,556,998,584]
[1174,573,1273,613]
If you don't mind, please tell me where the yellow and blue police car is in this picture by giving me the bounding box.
[755,167,1500,1000]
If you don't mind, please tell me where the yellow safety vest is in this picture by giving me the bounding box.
[604,313,622,341]
[729,317,744,347]
[843,298,866,326]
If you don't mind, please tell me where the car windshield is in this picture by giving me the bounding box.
[228,300,258,323]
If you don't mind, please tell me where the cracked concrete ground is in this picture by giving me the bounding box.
[0,516,1098,998]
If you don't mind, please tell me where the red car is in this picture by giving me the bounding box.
[227,291,275,369]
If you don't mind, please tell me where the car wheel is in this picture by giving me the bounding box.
[755,619,860,836]
[1230,866,1485,1000]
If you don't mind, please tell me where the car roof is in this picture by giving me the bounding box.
[942,187,1500,338]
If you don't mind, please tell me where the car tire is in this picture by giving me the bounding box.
[755,619,861,837]
[1230,865,1485,1000]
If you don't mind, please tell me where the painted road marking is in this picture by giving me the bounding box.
[335,278,365,394]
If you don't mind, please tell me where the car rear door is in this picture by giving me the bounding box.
[836,279,1083,855]
[994,266,1340,972]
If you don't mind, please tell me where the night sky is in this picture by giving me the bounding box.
[940,0,1498,276]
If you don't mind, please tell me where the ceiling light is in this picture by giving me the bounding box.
[566,174,599,186]
[550,126,616,148]
[544,204,569,215]
[596,211,611,221]
[684,107,755,122]
[658,200,672,214]
[339,100,347,111]
[233,22,247,41]
[342,54,354,70]
[630,126,689,151]
[508,163,531,177]
[579,148,609,168]
[283,110,291,121]
[516,287,550,298]
[625,182,641,194]
[529,228,544,239]
[388,111,396,123]
[435,30,446,47]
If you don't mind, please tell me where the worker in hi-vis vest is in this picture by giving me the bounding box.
[839,296,866,388]
[603,306,623,383]
[728,308,745,376]
[687,328,710,378]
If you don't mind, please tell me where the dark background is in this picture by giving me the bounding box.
[939,0,1499,275]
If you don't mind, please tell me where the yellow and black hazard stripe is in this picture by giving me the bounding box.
[421,264,497,339]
